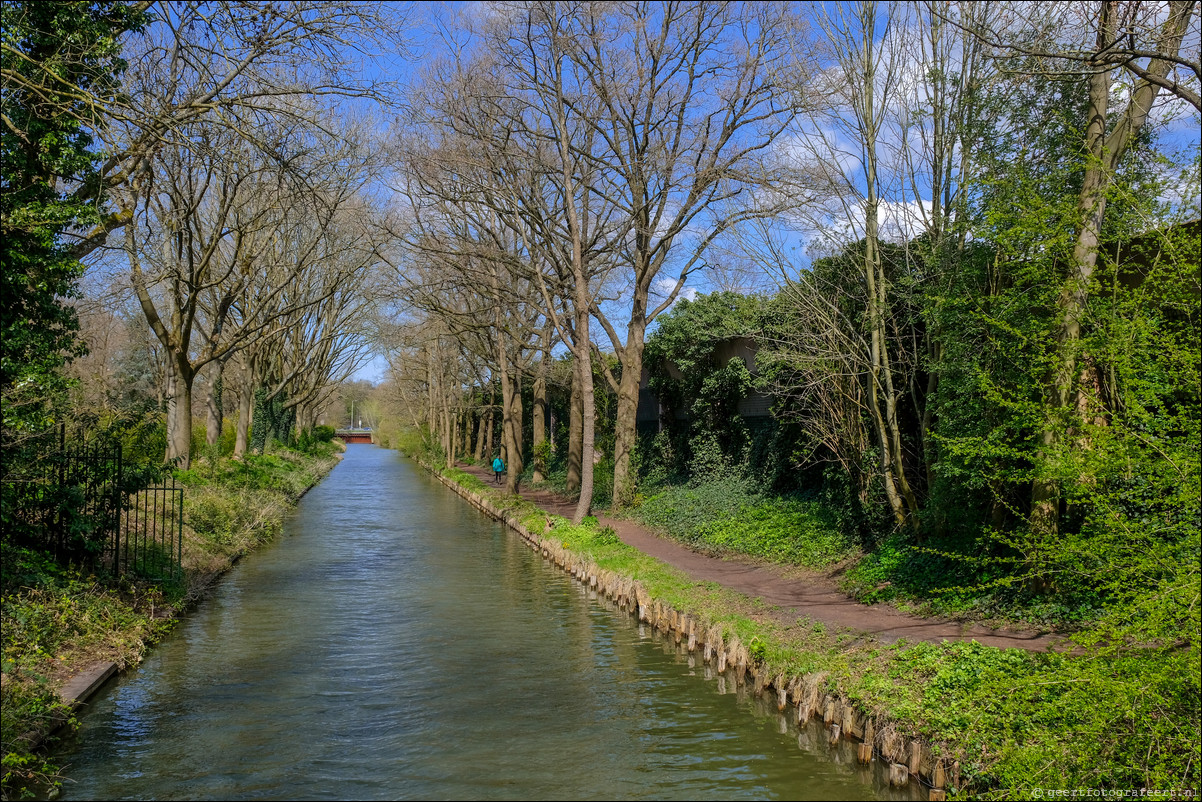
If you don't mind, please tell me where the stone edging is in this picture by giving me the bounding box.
[433,471,960,801]
[17,453,346,757]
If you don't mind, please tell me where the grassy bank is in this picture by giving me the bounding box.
[432,462,1198,800]
[0,441,341,798]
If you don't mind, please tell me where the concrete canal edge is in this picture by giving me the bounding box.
[57,662,119,708]
[433,471,958,801]
[20,451,349,757]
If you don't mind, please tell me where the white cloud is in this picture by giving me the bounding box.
[653,277,698,304]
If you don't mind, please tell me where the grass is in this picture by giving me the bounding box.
[1,545,177,795]
[434,461,1201,799]
[632,476,854,569]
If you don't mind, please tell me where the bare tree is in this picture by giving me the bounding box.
[60,0,407,259]
[126,109,378,466]
[559,1,797,509]
[934,0,1200,111]
[776,0,921,531]
[399,7,627,518]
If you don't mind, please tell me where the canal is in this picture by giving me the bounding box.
[54,446,899,800]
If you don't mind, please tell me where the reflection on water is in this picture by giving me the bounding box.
[55,446,907,801]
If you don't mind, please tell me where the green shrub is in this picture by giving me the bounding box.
[633,477,851,568]
[185,486,285,547]
[697,500,851,567]
[218,418,236,456]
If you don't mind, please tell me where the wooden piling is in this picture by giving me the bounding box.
[909,741,922,777]
[862,718,876,761]
[842,703,857,739]
[933,761,947,790]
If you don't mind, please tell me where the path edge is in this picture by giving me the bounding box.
[433,467,957,800]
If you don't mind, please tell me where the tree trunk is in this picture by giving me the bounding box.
[504,373,524,494]
[532,324,550,483]
[573,305,596,524]
[862,87,910,531]
[610,325,646,511]
[234,387,252,458]
[204,360,224,448]
[498,334,513,467]
[473,410,485,462]
[483,407,494,460]
[567,354,583,492]
[164,354,195,468]
[857,10,918,534]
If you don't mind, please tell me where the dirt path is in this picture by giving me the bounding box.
[460,463,1071,653]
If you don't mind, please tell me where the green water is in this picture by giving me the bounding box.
[54,446,904,800]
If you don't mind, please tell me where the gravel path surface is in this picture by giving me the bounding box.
[458,463,1071,653]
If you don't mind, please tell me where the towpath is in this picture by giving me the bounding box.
[457,463,1070,653]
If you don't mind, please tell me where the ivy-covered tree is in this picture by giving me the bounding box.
[644,292,765,480]
[0,1,148,455]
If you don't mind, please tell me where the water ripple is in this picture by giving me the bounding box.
[56,447,890,801]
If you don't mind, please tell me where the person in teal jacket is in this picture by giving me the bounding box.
[492,455,505,484]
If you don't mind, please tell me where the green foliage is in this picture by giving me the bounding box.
[1,679,69,796]
[532,438,553,474]
[293,425,337,455]
[190,417,209,460]
[1,1,150,452]
[871,639,1200,795]
[442,466,488,493]
[184,486,285,548]
[644,292,768,482]
[920,90,1200,634]
[249,388,295,452]
[217,418,236,457]
[177,444,335,501]
[747,636,767,663]
[696,500,852,567]
[538,455,616,508]
[635,477,852,568]
[0,542,171,798]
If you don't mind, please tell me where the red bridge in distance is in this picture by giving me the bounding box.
[335,429,373,444]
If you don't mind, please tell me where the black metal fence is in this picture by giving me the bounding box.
[110,476,184,580]
[2,426,183,581]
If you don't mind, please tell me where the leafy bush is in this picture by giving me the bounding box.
[697,500,851,567]
[184,486,285,548]
[176,444,336,500]
[634,477,851,568]
[443,466,487,493]
[1,545,172,796]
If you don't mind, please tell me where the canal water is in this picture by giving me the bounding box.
[54,446,900,800]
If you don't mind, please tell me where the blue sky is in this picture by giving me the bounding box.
[338,2,1201,382]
